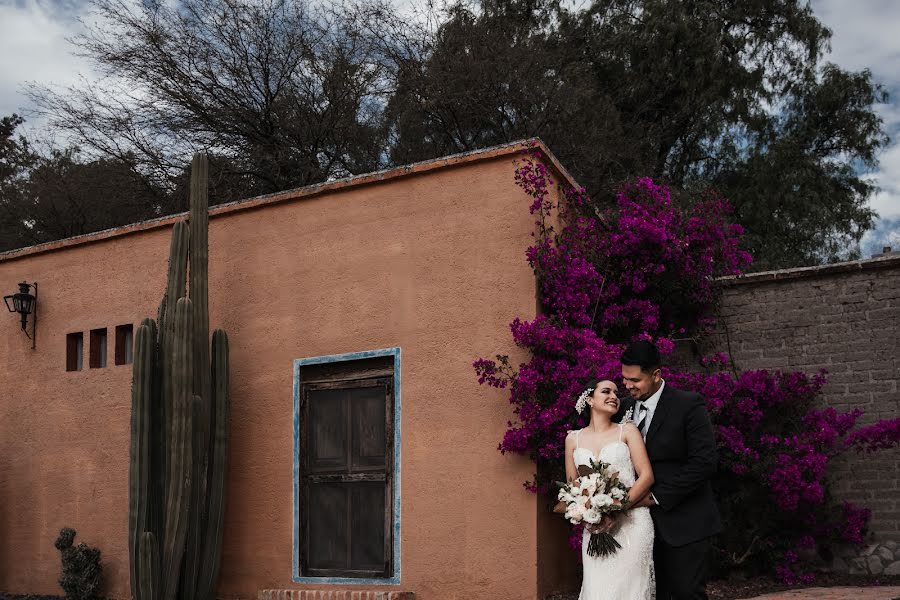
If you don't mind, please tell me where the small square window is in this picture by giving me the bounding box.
[115,324,134,365]
[89,328,107,369]
[66,332,83,372]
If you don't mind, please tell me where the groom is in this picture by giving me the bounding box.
[616,340,721,600]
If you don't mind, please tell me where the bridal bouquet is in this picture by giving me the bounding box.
[555,459,631,557]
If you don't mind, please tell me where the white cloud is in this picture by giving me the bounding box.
[864,140,900,219]
[861,217,900,257]
[874,92,900,132]
[0,0,94,124]
[813,0,900,243]
[812,0,900,81]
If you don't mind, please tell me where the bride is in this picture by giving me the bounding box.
[565,379,656,600]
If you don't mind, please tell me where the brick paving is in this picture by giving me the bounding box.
[745,586,900,599]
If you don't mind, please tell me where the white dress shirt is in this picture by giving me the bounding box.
[636,379,665,438]
[635,380,665,506]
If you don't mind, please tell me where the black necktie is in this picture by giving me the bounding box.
[636,403,648,434]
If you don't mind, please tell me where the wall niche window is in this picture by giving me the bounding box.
[115,324,134,365]
[89,328,107,369]
[295,351,399,581]
[66,332,83,372]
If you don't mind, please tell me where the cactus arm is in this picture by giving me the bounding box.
[139,532,159,600]
[198,330,229,600]
[183,153,211,600]
[162,298,194,600]
[129,324,153,600]
[161,221,189,503]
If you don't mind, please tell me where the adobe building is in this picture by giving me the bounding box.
[0,141,579,600]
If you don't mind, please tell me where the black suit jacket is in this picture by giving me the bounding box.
[616,384,722,547]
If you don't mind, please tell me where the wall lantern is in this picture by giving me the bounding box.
[4,281,37,349]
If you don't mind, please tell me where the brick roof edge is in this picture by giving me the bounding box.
[718,254,900,286]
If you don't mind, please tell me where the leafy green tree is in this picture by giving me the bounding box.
[23,0,890,268]
[386,0,889,269]
[30,0,396,197]
[15,149,163,245]
[0,114,37,251]
[0,118,165,252]
[711,66,886,267]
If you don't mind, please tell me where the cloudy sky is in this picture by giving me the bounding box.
[811,0,900,256]
[1,0,899,256]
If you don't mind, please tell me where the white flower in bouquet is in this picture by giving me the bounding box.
[592,493,614,509]
[583,507,602,524]
[611,487,626,501]
[566,503,587,521]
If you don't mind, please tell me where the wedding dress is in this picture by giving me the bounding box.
[573,425,655,600]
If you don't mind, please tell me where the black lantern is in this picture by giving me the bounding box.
[4,281,37,348]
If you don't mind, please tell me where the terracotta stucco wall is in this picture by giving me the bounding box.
[0,151,565,599]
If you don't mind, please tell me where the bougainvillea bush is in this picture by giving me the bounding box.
[474,150,900,582]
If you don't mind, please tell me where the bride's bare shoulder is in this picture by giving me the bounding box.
[621,423,643,441]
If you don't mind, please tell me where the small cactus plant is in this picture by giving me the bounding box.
[55,527,103,600]
[128,153,229,600]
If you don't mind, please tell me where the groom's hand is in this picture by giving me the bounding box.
[632,495,656,508]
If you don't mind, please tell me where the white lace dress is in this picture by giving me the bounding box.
[573,426,655,600]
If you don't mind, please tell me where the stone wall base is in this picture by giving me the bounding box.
[831,541,900,575]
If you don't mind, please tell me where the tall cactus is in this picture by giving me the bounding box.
[129,153,229,600]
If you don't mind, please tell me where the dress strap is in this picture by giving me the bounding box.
[618,423,624,441]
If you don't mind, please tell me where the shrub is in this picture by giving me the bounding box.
[54,527,102,600]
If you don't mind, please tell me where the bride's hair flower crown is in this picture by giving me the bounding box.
[575,388,593,414]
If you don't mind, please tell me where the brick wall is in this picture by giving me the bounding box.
[711,255,900,540]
